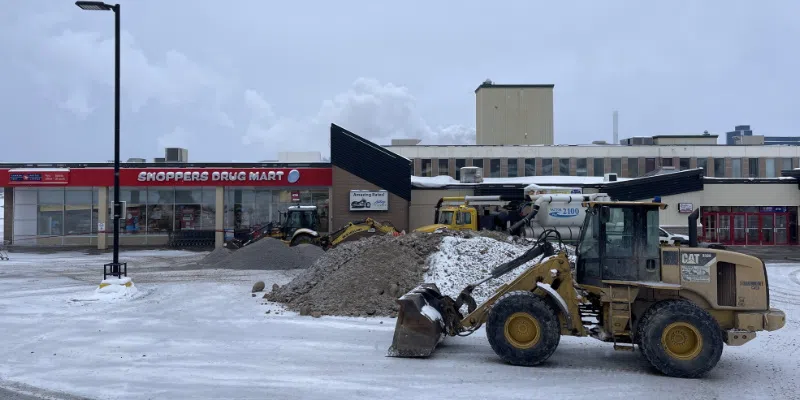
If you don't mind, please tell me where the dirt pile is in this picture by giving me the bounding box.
[194,238,324,270]
[266,232,443,317]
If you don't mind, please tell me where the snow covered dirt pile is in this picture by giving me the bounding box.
[266,232,442,317]
[192,238,324,270]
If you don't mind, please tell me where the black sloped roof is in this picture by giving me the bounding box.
[330,124,412,201]
[601,168,704,201]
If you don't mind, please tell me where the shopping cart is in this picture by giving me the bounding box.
[0,240,9,261]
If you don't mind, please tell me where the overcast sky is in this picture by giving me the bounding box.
[0,0,797,163]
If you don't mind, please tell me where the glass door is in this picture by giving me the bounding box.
[732,214,746,245]
[702,213,717,241]
[746,214,760,245]
[719,214,732,244]
[775,213,788,245]
[762,214,774,245]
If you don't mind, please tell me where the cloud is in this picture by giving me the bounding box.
[157,127,193,151]
[240,77,475,156]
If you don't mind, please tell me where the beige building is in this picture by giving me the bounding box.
[476,81,554,146]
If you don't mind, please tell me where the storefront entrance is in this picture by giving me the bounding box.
[701,206,798,245]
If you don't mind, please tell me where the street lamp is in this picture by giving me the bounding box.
[75,1,126,280]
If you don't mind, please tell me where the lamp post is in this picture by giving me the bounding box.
[75,1,126,280]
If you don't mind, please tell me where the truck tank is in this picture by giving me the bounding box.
[520,193,611,241]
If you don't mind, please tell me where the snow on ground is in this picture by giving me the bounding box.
[0,249,798,400]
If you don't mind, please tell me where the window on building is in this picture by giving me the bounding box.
[662,158,673,167]
[524,158,536,176]
[714,158,726,177]
[224,188,330,233]
[765,158,776,178]
[610,158,622,175]
[173,188,216,232]
[438,159,449,176]
[782,158,793,172]
[627,158,639,177]
[455,159,465,180]
[37,188,63,237]
[680,158,691,171]
[697,158,707,176]
[593,158,604,176]
[145,188,175,234]
[732,158,742,177]
[645,158,656,173]
[541,158,553,175]
[748,158,759,177]
[489,159,501,177]
[576,158,587,176]
[65,189,95,235]
[472,159,484,170]
[507,159,519,177]
[421,159,432,177]
[558,158,570,175]
[410,161,415,176]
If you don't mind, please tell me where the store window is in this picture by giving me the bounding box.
[679,158,691,171]
[593,158,604,176]
[146,188,175,235]
[438,159,449,176]
[714,158,725,177]
[174,188,215,232]
[65,189,94,235]
[541,158,553,175]
[576,158,587,176]
[524,158,535,176]
[662,158,673,167]
[558,158,570,176]
[12,188,37,244]
[38,188,63,237]
[489,159,501,177]
[507,159,519,177]
[224,188,330,234]
[111,188,147,234]
[472,159,483,170]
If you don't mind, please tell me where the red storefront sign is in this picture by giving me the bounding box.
[7,169,70,185]
[0,167,332,187]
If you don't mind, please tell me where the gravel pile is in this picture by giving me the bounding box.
[266,232,442,317]
[194,238,325,270]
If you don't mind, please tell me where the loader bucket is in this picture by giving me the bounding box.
[387,283,448,358]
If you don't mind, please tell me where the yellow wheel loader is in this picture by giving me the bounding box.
[388,195,786,378]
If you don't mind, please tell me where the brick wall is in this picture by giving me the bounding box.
[331,167,409,232]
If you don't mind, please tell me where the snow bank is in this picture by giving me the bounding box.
[93,277,141,301]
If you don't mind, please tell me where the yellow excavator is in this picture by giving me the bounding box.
[292,217,402,250]
[388,194,786,378]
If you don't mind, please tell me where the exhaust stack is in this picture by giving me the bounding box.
[688,208,699,248]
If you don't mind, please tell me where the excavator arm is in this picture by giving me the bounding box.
[321,218,400,249]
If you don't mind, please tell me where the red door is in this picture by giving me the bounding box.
[761,214,775,245]
[733,213,748,245]
[702,213,717,242]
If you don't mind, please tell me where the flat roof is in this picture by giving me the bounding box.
[0,162,332,169]
[475,83,555,93]
[652,134,720,139]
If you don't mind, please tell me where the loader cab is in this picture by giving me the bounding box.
[282,206,320,236]
[435,206,477,230]
[575,201,665,287]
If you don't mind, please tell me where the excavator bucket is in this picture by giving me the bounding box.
[387,283,449,358]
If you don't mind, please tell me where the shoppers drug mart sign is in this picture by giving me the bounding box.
[136,169,300,183]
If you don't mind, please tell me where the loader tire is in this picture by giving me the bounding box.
[486,290,560,367]
[638,300,724,378]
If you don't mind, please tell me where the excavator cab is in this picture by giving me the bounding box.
[282,206,320,237]
[575,201,664,287]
